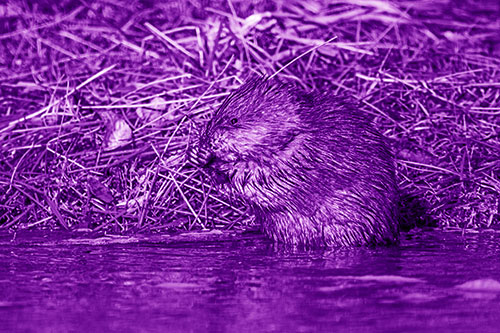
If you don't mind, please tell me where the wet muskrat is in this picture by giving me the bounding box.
[194,77,399,247]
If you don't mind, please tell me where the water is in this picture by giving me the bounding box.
[1,229,500,332]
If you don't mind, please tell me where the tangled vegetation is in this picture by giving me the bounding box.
[1,0,499,233]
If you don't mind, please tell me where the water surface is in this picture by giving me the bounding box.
[1,229,500,332]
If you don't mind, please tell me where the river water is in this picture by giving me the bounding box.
[1,229,499,332]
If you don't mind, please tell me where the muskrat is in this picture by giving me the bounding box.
[193,77,399,247]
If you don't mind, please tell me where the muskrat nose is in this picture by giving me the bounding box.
[199,150,216,168]
[188,145,215,168]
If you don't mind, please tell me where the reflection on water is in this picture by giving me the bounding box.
[1,230,500,332]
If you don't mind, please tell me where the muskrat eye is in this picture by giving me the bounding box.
[230,118,238,125]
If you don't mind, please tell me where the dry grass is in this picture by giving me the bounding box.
[1,0,499,233]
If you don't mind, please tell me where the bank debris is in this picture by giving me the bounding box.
[1,0,499,232]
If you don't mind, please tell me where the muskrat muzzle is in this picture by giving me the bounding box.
[187,144,232,185]
[187,145,216,168]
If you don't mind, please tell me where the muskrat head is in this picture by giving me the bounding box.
[198,77,304,171]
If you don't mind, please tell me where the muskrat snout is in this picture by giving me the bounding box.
[189,144,230,185]
[188,144,216,168]
[199,151,216,168]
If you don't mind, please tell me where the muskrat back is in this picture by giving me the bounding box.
[195,77,399,247]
